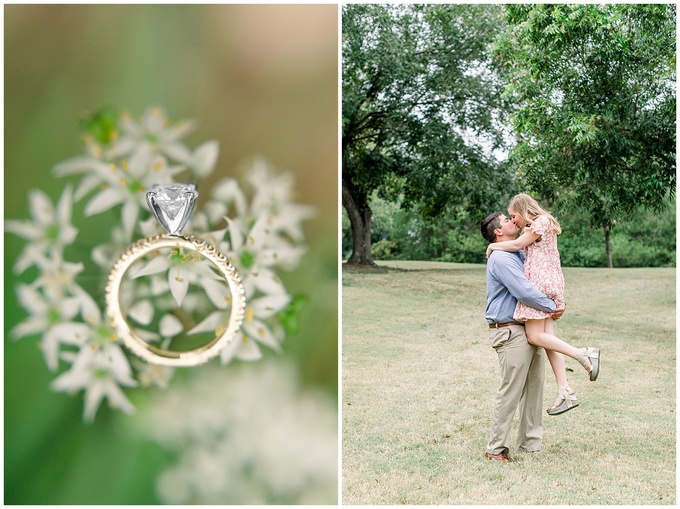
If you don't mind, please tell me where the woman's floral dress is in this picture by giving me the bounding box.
[513,214,565,321]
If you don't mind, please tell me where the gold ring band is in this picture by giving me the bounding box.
[105,233,246,367]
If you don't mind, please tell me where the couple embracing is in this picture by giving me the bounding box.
[480,194,601,463]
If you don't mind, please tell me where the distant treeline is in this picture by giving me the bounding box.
[342,195,676,268]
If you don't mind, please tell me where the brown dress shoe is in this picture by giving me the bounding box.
[484,451,511,463]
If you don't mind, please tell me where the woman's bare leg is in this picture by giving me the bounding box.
[525,319,592,372]
[541,319,573,409]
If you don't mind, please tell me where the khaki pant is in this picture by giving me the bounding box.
[486,324,544,456]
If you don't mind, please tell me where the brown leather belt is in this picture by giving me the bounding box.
[488,322,522,329]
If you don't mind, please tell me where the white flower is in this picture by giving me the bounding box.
[110,106,196,163]
[206,161,315,245]
[130,245,226,308]
[91,226,128,268]
[5,186,78,272]
[188,292,290,364]
[27,250,84,301]
[132,357,174,389]
[139,361,337,505]
[86,149,184,239]
[55,146,184,240]
[189,140,219,178]
[240,294,290,349]
[247,158,316,242]
[49,303,137,421]
[100,106,218,179]
[203,178,248,225]
[53,155,115,200]
[11,284,81,371]
[186,311,251,362]
[248,157,294,214]
[52,341,137,422]
[222,214,288,297]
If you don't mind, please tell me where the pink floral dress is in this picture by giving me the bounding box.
[513,215,565,322]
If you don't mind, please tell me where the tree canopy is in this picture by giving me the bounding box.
[493,4,676,266]
[342,4,675,267]
[342,4,511,265]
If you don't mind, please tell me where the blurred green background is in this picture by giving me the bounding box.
[4,4,338,504]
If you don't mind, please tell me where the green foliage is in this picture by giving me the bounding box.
[344,4,676,268]
[556,197,676,267]
[358,192,676,268]
[277,294,310,335]
[342,4,516,263]
[492,4,676,229]
[343,3,511,209]
[79,107,119,144]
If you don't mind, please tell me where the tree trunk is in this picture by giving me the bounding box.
[342,178,375,266]
[604,226,613,268]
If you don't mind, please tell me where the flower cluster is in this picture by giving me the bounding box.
[138,360,338,505]
[7,106,314,421]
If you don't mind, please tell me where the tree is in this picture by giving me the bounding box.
[342,4,511,265]
[493,4,676,267]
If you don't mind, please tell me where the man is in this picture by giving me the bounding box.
[480,212,565,463]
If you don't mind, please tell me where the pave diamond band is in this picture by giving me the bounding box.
[106,234,246,366]
[106,183,246,367]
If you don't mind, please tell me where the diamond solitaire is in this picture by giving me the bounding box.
[146,184,198,235]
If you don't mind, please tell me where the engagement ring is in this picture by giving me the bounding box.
[105,183,246,367]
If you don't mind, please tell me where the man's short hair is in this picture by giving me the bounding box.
[480,212,503,244]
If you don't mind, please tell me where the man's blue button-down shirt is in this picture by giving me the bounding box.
[485,250,555,324]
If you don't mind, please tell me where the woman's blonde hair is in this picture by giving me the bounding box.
[508,193,562,235]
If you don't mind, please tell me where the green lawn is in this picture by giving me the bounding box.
[342,261,675,505]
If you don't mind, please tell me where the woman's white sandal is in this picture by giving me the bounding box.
[546,391,579,416]
[579,347,600,381]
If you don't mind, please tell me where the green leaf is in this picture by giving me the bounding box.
[277,294,309,335]
[80,107,119,144]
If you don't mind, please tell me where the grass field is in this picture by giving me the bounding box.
[341,261,675,505]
